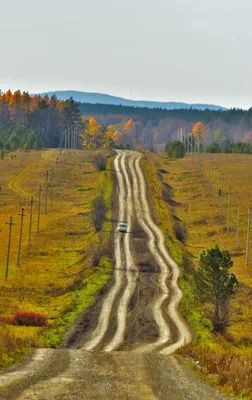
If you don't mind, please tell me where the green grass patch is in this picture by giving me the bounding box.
[44,258,112,348]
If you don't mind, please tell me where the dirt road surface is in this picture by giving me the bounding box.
[0,151,228,399]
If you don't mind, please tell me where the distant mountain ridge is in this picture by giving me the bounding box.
[36,90,227,111]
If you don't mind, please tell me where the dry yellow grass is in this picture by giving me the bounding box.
[143,151,252,398]
[159,153,252,342]
[0,148,113,367]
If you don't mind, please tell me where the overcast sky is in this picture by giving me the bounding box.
[1,0,252,109]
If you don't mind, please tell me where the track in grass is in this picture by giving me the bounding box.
[71,150,192,353]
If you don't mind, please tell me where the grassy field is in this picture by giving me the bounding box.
[143,151,252,399]
[0,149,113,368]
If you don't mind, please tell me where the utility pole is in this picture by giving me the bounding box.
[214,171,217,206]
[68,125,70,153]
[64,130,68,161]
[28,196,34,249]
[75,124,78,148]
[5,216,14,280]
[198,137,200,171]
[246,207,251,266]
[55,157,59,195]
[208,166,211,194]
[49,166,53,208]
[44,170,49,215]
[64,128,67,149]
[59,147,63,182]
[37,185,42,234]
[76,124,78,149]
[71,125,74,150]
[17,207,27,266]
[194,137,197,165]
[220,173,224,220]
[236,197,240,250]
[227,186,231,234]
[73,125,75,149]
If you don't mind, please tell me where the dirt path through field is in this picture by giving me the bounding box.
[8,163,35,198]
[75,150,191,352]
[0,150,228,399]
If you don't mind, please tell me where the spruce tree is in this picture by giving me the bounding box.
[196,245,239,333]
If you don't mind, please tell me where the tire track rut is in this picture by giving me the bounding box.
[79,150,191,353]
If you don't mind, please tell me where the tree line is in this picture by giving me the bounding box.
[0,90,138,151]
[80,103,252,148]
[79,102,252,126]
[1,89,252,152]
[166,122,252,158]
[0,90,81,151]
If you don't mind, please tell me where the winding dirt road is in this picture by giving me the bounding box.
[79,150,192,353]
[0,150,227,399]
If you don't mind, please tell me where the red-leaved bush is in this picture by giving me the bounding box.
[0,311,47,327]
[0,316,15,325]
[14,311,47,326]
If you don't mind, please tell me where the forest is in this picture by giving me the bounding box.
[0,90,81,151]
[79,103,252,148]
[1,89,252,151]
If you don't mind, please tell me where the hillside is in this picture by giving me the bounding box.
[37,90,227,111]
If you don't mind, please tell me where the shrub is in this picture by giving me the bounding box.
[88,233,110,268]
[23,143,29,152]
[94,154,107,171]
[178,346,252,395]
[92,195,107,232]
[0,316,15,325]
[166,141,185,158]
[0,324,23,358]
[1,311,47,327]
[32,140,40,150]
[173,221,187,243]
[14,311,47,327]
[203,348,252,394]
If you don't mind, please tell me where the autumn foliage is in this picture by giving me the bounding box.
[124,118,136,134]
[191,122,207,141]
[80,117,123,149]
[0,89,81,150]
[0,311,47,327]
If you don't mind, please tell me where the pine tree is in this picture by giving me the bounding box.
[196,245,239,333]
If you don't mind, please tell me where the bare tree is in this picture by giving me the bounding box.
[92,195,106,231]
[173,221,187,243]
[88,233,110,268]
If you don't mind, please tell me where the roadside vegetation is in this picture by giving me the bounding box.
[0,148,114,368]
[142,150,252,399]
[165,141,185,159]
